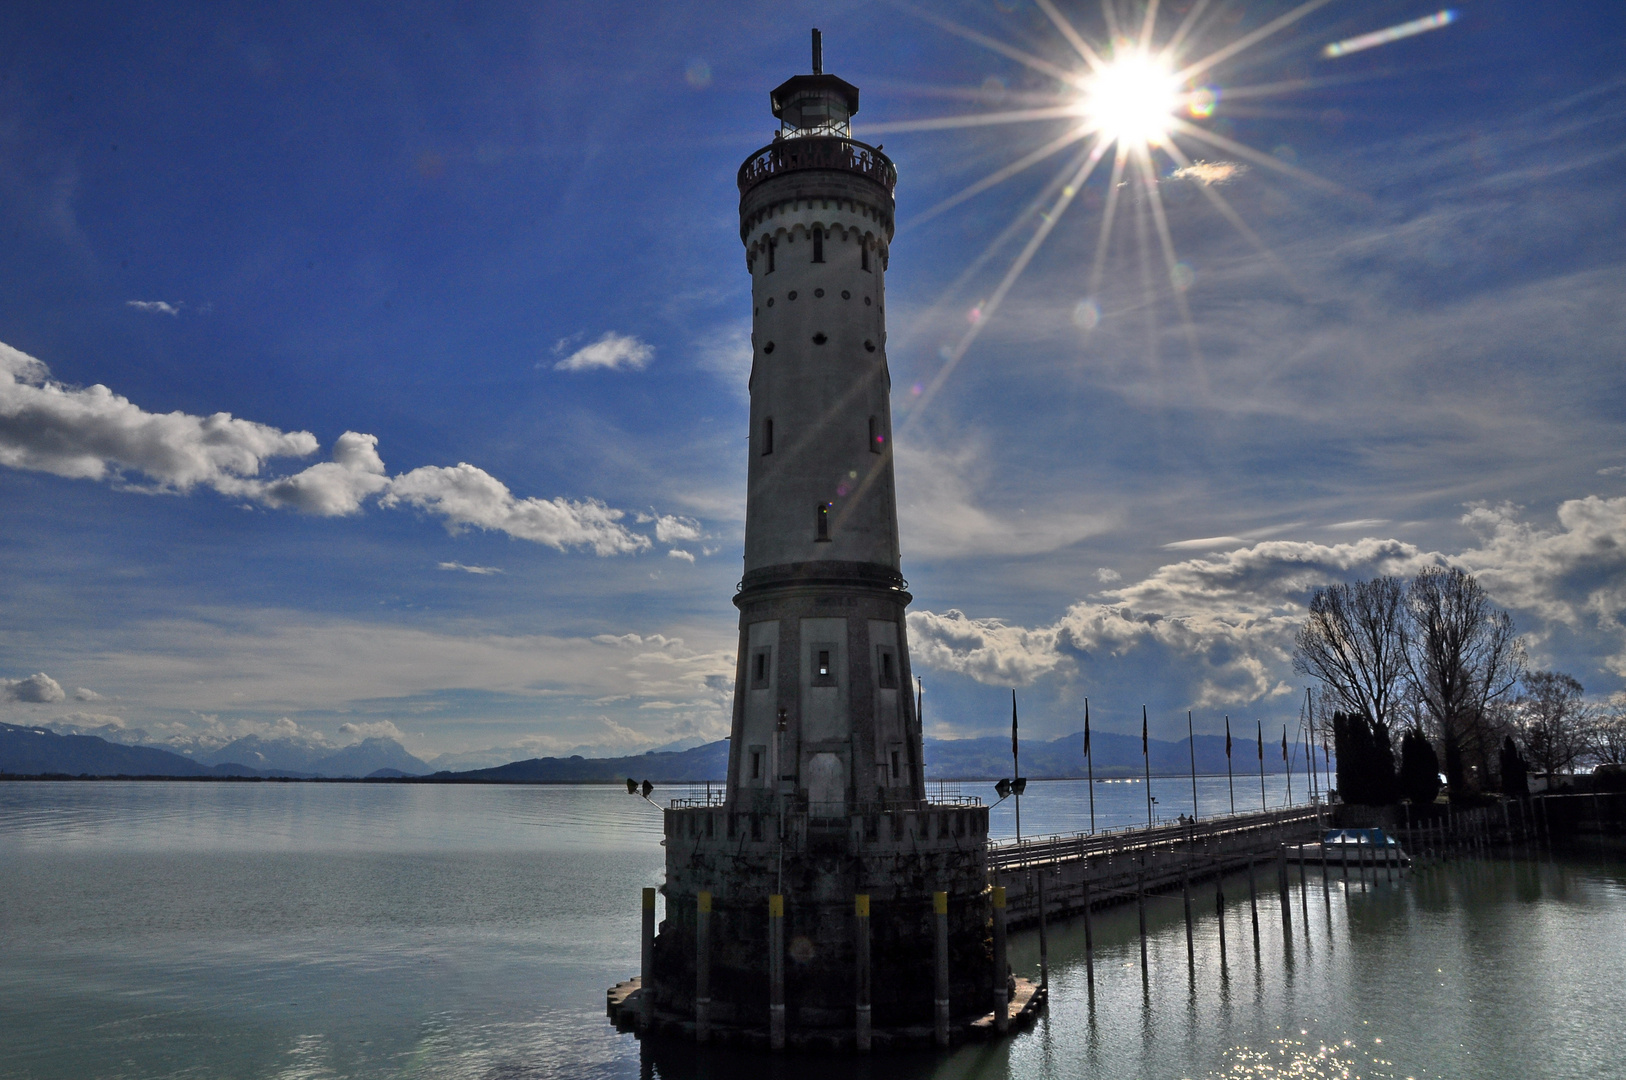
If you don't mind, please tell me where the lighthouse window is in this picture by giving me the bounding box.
[751,647,772,687]
[767,239,776,273]
[816,503,830,541]
[869,416,884,453]
[762,417,774,455]
[812,227,824,263]
[750,747,764,781]
[818,651,830,677]
[877,647,898,688]
[861,244,870,272]
[890,749,900,781]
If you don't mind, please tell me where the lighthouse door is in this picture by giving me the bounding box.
[806,752,846,818]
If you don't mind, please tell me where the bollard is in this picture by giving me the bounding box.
[1247,856,1260,952]
[855,893,872,1052]
[1080,876,1096,995]
[1037,872,1050,991]
[991,886,1009,1034]
[1182,867,1194,974]
[695,891,712,1043]
[933,891,950,1047]
[769,894,785,1051]
[1137,872,1149,979]
[1215,874,1227,966]
[640,887,656,1031]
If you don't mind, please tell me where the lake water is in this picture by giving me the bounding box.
[2,781,1622,1079]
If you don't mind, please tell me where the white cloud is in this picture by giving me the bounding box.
[667,548,696,562]
[1,341,318,493]
[908,609,1065,685]
[438,561,504,575]
[73,687,102,701]
[258,431,389,515]
[383,462,651,555]
[1162,536,1246,550]
[1598,466,1625,477]
[553,332,653,372]
[126,300,181,316]
[654,514,702,543]
[1095,567,1121,583]
[1,341,656,557]
[2,672,66,703]
[336,720,404,743]
[1168,160,1246,186]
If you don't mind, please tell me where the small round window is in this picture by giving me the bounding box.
[812,333,828,345]
[864,340,875,352]
[841,290,851,300]
[788,291,798,300]
[764,341,775,354]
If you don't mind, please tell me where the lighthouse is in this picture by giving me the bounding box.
[625,32,994,1051]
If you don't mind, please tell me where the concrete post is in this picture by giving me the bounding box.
[640,887,656,1031]
[933,891,950,1047]
[695,890,711,1043]
[1277,846,1292,933]
[1298,845,1309,924]
[1214,873,1227,966]
[769,894,785,1051]
[991,886,1008,1034]
[855,894,872,1052]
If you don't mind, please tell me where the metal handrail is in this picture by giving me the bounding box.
[737,136,897,196]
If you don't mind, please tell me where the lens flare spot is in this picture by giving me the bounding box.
[684,59,712,88]
[1188,85,1219,118]
[1170,262,1194,291]
[968,305,983,325]
[1072,298,1101,329]
[910,381,924,396]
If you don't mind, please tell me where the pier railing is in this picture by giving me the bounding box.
[990,803,1322,872]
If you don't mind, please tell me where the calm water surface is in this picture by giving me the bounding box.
[1,781,1621,1079]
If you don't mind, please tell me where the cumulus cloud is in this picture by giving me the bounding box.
[337,720,404,742]
[126,300,182,315]
[912,537,1445,707]
[0,341,669,557]
[553,332,654,372]
[383,462,651,555]
[1163,536,1245,550]
[1095,567,1121,583]
[667,548,696,562]
[1168,160,1245,186]
[1,340,318,493]
[438,561,503,575]
[73,687,102,701]
[2,672,66,703]
[654,514,702,543]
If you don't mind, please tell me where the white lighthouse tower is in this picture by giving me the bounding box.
[633,32,993,1049]
[729,29,919,818]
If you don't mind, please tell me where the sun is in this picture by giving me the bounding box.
[1081,48,1181,148]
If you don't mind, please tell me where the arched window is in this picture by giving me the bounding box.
[812,227,824,263]
[767,238,777,273]
[816,503,830,541]
[861,243,870,272]
[762,417,774,455]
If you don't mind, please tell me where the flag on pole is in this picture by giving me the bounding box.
[1142,709,1148,755]
[1083,702,1091,756]
[1225,716,1232,758]
[1282,725,1289,762]
[1011,689,1019,757]
[1256,720,1263,761]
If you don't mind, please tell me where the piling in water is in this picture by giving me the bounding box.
[768,894,785,1050]
[854,894,871,1052]
[991,886,1008,1035]
[933,891,950,1048]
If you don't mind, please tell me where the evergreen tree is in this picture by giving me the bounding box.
[1333,710,1399,805]
[1498,735,1529,797]
[1399,729,1442,806]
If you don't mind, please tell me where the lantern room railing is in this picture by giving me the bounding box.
[738,136,897,196]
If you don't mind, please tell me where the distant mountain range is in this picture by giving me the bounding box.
[0,723,431,779]
[3,723,1316,783]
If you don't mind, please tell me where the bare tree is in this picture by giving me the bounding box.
[1404,567,1524,798]
[1585,699,1626,765]
[1293,576,1409,741]
[1515,671,1589,777]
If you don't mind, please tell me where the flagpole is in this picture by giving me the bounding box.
[1143,705,1153,828]
[1084,698,1095,835]
[1257,719,1266,813]
[1011,689,1021,843]
[1303,688,1318,806]
[1283,725,1293,807]
[1187,710,1199,822]
[1225,715,1235,816]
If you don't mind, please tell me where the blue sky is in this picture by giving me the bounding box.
[2,1,1624,765]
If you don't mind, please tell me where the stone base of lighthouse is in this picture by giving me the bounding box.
[602,802,1047,1050]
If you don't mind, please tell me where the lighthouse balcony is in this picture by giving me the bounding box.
[737,136,897,197]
